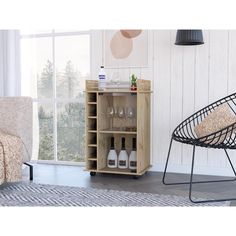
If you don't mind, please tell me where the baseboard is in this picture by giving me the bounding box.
[150,163,235,177]
[29,159,235,177]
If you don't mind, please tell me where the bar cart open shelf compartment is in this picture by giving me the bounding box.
[85,79,151,178]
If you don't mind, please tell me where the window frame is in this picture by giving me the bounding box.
[20,30,91,165]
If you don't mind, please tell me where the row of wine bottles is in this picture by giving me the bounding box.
[107,137,137,170]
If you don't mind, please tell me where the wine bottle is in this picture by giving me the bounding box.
[118,137,128,169]
[129,138,137,170]
[107,137,117,168]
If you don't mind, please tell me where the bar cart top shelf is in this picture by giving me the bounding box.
[85,79,152,93]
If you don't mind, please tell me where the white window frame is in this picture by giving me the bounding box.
[20,30,91,165]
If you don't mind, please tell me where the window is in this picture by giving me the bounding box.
[20,30,90,163]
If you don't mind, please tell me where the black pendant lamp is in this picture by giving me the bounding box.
[175,30,204,46]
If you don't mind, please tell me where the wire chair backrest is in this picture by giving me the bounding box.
[173,92,236,148]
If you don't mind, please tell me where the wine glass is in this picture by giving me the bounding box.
[107,107,114,130]
[126,107,134,119]
[118,107,125,118]
[126,107,135,131]
[117,107,125,131]
[113,107,118,118]
[107,107,114,118]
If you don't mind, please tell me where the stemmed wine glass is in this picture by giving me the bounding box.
[126,107,134,119]
[126,107,135,131]
[117,107,125,130]
[118,107,125,118]
[107,107,114,130]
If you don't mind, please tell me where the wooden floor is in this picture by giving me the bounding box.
[22,164,236,206]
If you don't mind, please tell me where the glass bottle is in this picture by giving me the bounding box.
[118,137,128,169]
[98,66,106,90]
[107,137,117,168]
[129,138,137,170]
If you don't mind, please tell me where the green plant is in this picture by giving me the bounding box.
[131,74,137,84]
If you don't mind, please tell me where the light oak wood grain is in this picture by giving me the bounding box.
[85,79,151,176]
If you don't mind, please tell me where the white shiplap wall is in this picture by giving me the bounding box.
[91,30,236,176]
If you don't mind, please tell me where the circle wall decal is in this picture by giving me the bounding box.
[120,30,142,38]
[110,31,133,59]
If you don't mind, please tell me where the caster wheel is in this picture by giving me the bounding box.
[133,175,139,179]
[90,172,96,176]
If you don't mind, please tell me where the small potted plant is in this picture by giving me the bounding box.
[130,74,137,91]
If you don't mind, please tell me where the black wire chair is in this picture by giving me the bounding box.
[162,92,236,203]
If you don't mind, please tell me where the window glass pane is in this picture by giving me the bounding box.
[21,37,53,98]
[55,35,90,98]
[21,33,89,163]
[38,103,54,160]
[57,101,85,162]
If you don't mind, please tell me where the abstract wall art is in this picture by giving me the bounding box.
[104,30,148,68]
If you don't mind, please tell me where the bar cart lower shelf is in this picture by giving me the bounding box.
[86,166,151,179]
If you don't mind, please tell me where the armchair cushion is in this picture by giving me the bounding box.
[0,130,23,184]
[194,103,236,141]
[0,97,32,162]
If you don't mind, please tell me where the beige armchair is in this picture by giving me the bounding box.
[0,97,33,180]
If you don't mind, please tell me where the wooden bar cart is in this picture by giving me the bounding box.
[85,79,151,178]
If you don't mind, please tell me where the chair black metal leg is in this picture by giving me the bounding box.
[23,162,33,181]
[163,142,236,186]
[189,145,197,203]
[162,137,173,184]
[163,142,236,203]
[224,149,236,177]
[189,147,236,203]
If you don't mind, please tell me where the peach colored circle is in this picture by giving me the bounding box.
[120,30,142,38]
[110,31,133,59]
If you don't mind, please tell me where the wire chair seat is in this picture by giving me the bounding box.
[172,93,236,149]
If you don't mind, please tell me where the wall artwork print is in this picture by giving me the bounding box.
[104,30,148,68]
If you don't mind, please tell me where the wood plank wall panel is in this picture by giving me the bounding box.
[182,46,196,166]
[194,30,210,167]
[169,30,183,165]
[208,30,229,168]
[90,30,103,81]
[226,30,236,168]
[154,30,172,166]
[0,32,4,96]
[91,29,236,176]
[228,31,236,95]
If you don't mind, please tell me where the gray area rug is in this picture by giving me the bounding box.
[0,182,230,206]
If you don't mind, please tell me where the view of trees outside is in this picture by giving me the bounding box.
[37,59,88,162]
[57,101,85,162]
[37,60,53,98]
[21,32,90,162]
[38,103,54,160]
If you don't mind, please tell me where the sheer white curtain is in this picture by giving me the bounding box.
[0,30,21,96]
